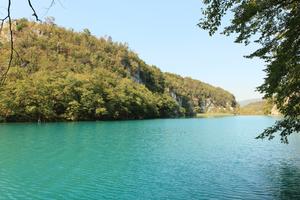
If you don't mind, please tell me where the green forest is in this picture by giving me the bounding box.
[0,19,237,122]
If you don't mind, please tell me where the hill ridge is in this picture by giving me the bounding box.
[0,19,237,122]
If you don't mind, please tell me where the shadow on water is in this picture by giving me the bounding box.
[263,160,300,200]
[276,163,300,199]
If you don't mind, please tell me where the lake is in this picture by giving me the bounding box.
[0,116,300,199]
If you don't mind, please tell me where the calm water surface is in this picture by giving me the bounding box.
[0,116,300,199]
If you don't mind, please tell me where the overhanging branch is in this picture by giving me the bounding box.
[0,0,51,85]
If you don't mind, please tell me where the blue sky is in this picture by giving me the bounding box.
[0,0,266,101]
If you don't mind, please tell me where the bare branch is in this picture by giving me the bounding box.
[1,0,43,85]
[28,0,41,22]
[0,16,9,34]
[43,0,65,18]
[56,0,65,9]
[0,0,13,85]
[43,0,55,17]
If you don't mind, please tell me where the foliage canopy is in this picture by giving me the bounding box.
[199,0,300,143]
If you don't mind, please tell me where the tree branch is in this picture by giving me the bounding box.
[0,0,46,85]
[0,16,9,34]
[28,0,41,22]
[44,0,55,16]
[0,0,13,85]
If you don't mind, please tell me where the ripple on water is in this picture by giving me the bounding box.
[0,117,300,199]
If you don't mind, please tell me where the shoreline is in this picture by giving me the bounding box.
[0,114,283,124]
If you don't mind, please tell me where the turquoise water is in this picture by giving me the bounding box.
[0,116,300,199]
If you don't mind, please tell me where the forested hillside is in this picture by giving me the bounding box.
[0,19,237,122]
[238,101,272,115]
[238,100,280,116]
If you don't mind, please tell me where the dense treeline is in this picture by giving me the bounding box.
[0,19,237,122]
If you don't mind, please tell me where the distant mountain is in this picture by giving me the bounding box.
[239,101,267,115]
[238,98,262,107]
[0,19,237,122]
[238,98,281,116]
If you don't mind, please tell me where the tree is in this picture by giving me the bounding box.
[199,0,300,143]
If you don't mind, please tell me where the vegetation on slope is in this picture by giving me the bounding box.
[164,73,237,114]
[238,100,273,116]
[0,19,237,122]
